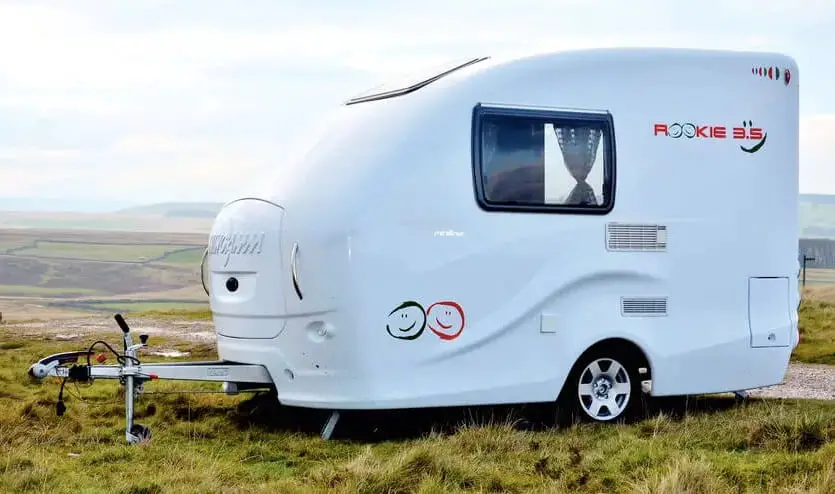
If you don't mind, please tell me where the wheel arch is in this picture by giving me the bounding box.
[578,337,651,371]
[560,336,654,398]
[554,336,655,422]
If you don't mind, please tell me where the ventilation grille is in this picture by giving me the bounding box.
[621,297,668,317]
[606,223,667,251]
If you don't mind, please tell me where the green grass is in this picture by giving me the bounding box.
[4,302,835,493]
[15,242,184,262]
[129,307,213,320]
[91,301,206,312]
[0,284,101,297]
[2,299,835,492]
[0,239,36,253]
[156,248,204,267]
[793,298,835,365]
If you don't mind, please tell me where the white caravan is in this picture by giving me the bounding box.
[28,47,801,443]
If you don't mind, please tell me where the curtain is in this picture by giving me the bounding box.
[554,126,602,206]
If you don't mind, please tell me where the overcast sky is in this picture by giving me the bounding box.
[1,0,834,207]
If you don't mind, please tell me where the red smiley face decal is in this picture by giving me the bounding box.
[426,301,465,340]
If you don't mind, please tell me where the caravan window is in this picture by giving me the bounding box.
[472,104,616,214]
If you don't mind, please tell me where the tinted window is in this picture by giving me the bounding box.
[473,105,616,214]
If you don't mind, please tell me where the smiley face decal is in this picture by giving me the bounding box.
[386,300,427,340]
[386,299,466,341]
[739,120,767,154]
[426,301,466,340]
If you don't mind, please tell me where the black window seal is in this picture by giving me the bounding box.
[344,57,490,106]
[471,102,617,215]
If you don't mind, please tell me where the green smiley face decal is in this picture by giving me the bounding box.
[740,120,767,154]
[386,301,427,340]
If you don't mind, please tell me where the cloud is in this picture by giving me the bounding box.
[0,1,832,204]
[800,114,835,194]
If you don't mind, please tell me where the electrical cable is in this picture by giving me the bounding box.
[86,340,140,367]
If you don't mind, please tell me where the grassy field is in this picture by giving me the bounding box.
[0,299,834,492]
[2,326,835,493]
[12,241,193,262]
[4,221,835,491]
[148,248,204,268]
[0,228,208,319]
[59,300,210,314]
[802,268,835,286]
[793,296,835,365]
[0,285,101,297]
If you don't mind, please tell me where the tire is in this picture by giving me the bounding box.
[557,347,645,424]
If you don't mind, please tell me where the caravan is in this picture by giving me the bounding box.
[29,47,801,443]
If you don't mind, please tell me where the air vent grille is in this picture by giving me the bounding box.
[606,223,667,251]
[621,297,668,317]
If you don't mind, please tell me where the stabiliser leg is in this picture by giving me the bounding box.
[115,314,152,444]
[321,410,340,440]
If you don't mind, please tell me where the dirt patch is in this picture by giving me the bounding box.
[748,363,835,400]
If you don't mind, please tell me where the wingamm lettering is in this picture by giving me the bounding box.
[209,232,265,266]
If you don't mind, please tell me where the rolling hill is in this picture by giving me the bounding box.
[116,202,224,218]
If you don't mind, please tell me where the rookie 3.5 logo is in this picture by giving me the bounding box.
[653,120,767,154]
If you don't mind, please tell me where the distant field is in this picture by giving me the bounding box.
[0,238,37,253]
[802,268,835,285]
[155,248,204,267]
[0,284,101,297]
[3,222,835,323]
[0,228,208,320]
[50,300,210,314]
[93,301,208,312]
[12,241,197,262]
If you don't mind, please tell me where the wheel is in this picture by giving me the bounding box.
[558,348,644,424]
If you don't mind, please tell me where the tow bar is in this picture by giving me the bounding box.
[27,314,274,444]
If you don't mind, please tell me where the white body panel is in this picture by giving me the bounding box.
[206,48,800,409]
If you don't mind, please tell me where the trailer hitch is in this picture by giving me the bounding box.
[27,313,274,445]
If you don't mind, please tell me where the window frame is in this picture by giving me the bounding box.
[471,103,617,215]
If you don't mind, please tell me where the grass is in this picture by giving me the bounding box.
[2,302,835,492]
[1,228,207,301]
[14,242,185,262]
[0,285,101,297]
[793,298,835,365]
[2,342,835,493]
[0,239,36,253]
[101,302,211,318]
[156,248,204,268]
[93,301,208,311]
